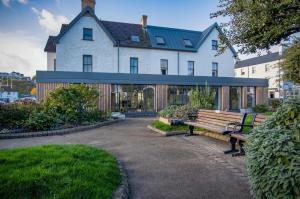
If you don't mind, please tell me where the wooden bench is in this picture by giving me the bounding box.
[185,109,266,156]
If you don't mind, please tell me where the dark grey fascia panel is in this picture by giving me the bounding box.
[36,71,268,87]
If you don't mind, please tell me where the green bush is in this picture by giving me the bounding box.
[173,104,198,121]
[253,104,269,113]
[0,104,39,130]
[26,110,61,131]
[43,84,99,123]
[245,97,300,199]
[269,99,282,111]
[159,105,178,118]
[189,84,216,109]
[83,110,104,123]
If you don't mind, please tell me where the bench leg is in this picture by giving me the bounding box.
[232,140,246,157]
[185,125,194,136]
[224,137,239,154]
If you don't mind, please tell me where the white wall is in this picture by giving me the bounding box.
[47,52,56,71]
[55,16,236,77]
[235,60,283,98]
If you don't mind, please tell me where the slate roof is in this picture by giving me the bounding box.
[235,52,282,69]
[44,6,237,56]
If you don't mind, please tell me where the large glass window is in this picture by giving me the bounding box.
[130,57,138,74]
[111,85,155,113]
[83,55,92,72]
[188,61,194,76]
[247,87,256,108]
[83,28,93,40]
[212,62,218,77]
[230,87,241,110]
[160,59,168,75]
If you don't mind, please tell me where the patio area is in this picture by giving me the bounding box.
[0,118,251,199]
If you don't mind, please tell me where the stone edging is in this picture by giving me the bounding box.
[112,160,130,199]
[0,119,123,139]
[147,125,186,136]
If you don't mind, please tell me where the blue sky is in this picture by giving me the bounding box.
[0,0,271,77]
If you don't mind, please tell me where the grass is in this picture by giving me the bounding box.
[151,120,204,132]
[0,145,121,199]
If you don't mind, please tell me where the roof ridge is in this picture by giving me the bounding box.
[102,20,141,26]
[147,25,202,33]
[237,52,279,62]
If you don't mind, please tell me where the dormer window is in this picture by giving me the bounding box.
[83,28,93,40]
[183,39,193,48]
[156,36,165,45]
[131,35,140,42]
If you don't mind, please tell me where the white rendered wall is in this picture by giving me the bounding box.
[55,16,236,76]
[47,52,56,71]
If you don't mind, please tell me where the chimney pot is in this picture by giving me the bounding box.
[82,0,96,11]
[141,15,148,28]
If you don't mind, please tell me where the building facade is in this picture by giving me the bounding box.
[37,0,269,113]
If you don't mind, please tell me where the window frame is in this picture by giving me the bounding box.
[252,66,256,74]
[83,55,93,72]
[130,57,139,74]
[183,39,193,48]
[156,36,166,45]
[83,28,93,41]
[212,62,218,77]
[131,35,140,42]
[241,68,245,75]
[212,40,218,50]
[160,59,168,75]
[187,61,195,76]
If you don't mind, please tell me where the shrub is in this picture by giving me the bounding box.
[189,84,216,109]
[43,84,99,123]
[159,105,178,118]
[245,97,300,199]
[269,99,282,111]
[83,110,104,123]
[26,110,61,131]
[0,104,39,130]
[253,104,269,113]
[173,104,198,121]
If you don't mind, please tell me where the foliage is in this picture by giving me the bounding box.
[82,110,104,123]
[0,145,121,199]
[281,39,300,84]
[245,97,300,199]
[30,87,37,96]
[0,103,39,130]
[43,84,99,123]
[253,104,269,113]
[189,85,216,109]
[151,120,189,132]
[0,79,35,95]
[269,99,282,111]
[26,110,61,131]
[159,105,178,118]
[211,0,300,54]
[173,104,198,121]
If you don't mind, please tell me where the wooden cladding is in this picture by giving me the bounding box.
[36,83,111,112]
[156,85,168,112]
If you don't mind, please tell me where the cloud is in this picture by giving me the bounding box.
[1,0,28,7]
[31,7,69,34]
[0,31,46,77]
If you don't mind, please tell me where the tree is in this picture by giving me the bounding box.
[211,0,300,54]
[281,39,300,84]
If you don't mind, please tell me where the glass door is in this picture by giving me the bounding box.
[230,87,241,111]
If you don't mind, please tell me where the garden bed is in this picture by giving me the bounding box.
[0,119,121,139]
[0,145,123,199]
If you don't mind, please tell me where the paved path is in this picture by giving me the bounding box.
[0,118,251,199]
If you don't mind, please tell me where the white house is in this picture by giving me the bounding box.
[45,0,238,77]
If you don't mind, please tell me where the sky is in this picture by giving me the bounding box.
[0,0,279,77]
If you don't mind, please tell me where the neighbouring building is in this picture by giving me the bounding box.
[0,91,19,103]
[0,72,31,81]
[235,47,300,99]
[37,0,268,113]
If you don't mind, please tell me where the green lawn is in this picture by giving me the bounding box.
[0,145,121,199]
[151,120,205,132]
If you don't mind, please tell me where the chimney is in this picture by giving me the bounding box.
[141,15,148,28]
[82,0,96,11]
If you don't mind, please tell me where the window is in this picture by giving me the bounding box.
[156,36,165,45]
[160,59,168,75]
[130,57,138,74]
[265,64,269,72]
[131,35,140,42]
[212,62,218,77]
[183,39,193,48]
[212,40,218,50]
[83,28,93,40]
[83,55,92,72]
[252,66,256,74]
[241,68,245,75]
[54,59,56,71]
[188,61,194,76]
